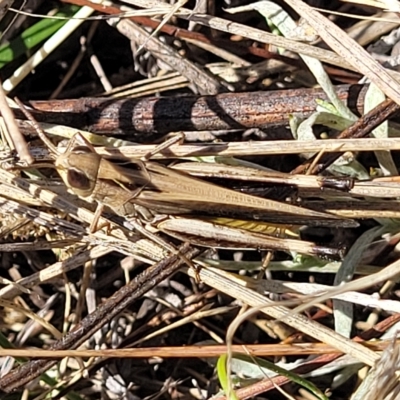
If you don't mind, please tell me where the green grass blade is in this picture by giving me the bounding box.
[0,5,79,68]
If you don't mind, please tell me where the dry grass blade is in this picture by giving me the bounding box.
[186,266,379,367]
[284,0,400,105]
[157,217,344,258]
[135,0,188,54]
[358,335,400,400]
[0,338,396,359]
[0,89,33,165]
[110,17,225,95]
[45,137,400,159]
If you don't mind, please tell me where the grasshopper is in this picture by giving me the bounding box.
[51,134,356,257]
[53,135,356,225]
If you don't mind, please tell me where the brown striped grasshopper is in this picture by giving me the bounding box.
[16,100,356,258]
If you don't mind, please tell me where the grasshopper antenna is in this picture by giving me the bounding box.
[14,97,59,156]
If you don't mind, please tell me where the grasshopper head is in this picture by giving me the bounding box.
[55,137,101,198]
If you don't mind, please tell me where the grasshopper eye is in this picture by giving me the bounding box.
[67,168,92,191]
